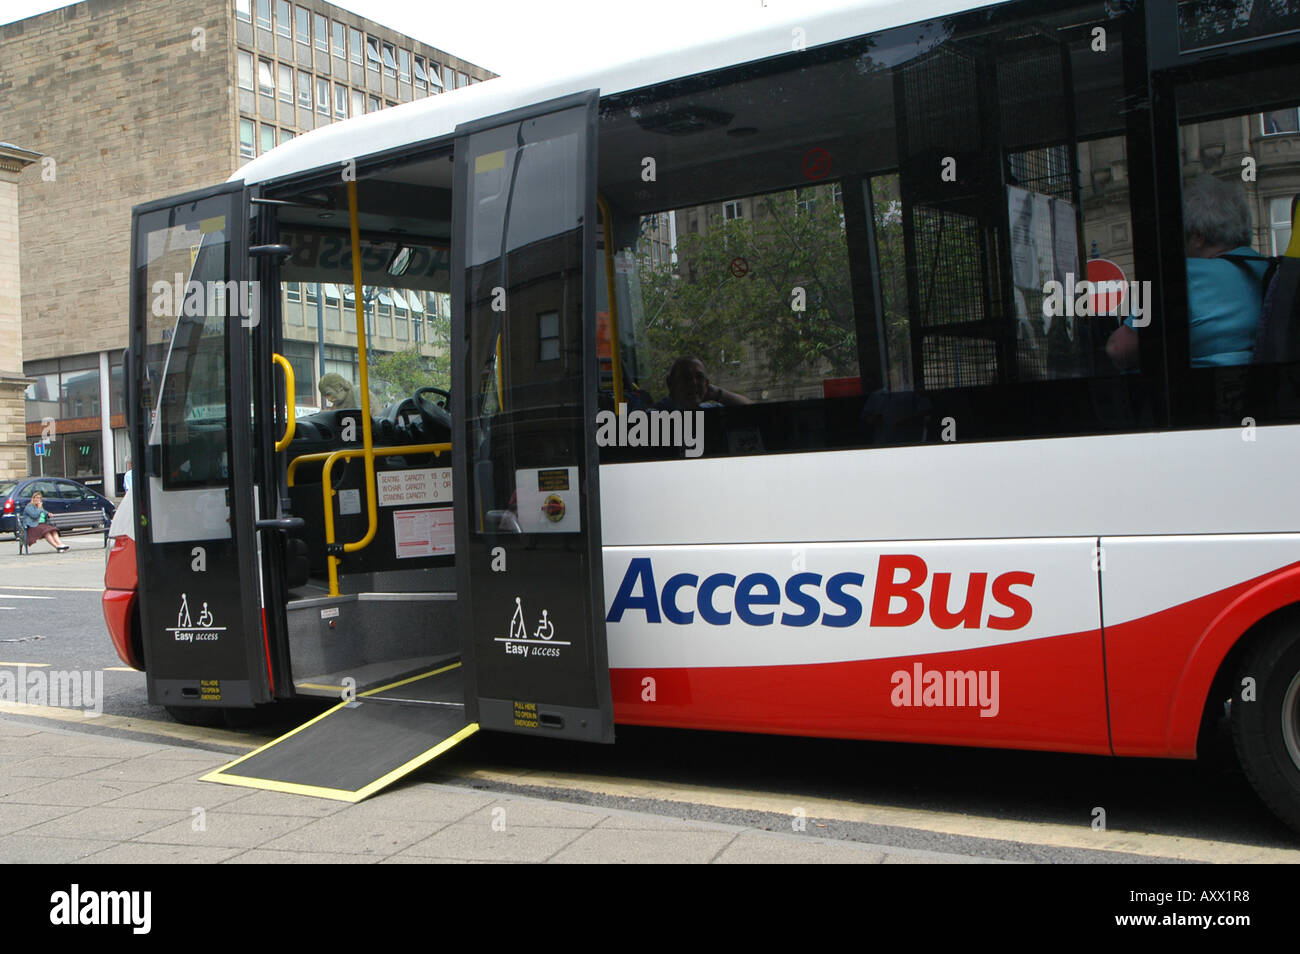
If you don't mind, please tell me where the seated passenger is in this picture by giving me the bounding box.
[1107,174,1268,369]
[318,372,357,409]
[655,356,751,410]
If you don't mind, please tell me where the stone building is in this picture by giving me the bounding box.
[0,143,42,482]
[2,0,493,494]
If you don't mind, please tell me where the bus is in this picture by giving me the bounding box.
[105,0,1300,827]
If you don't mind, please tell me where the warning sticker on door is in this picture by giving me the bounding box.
[393,507,455,558]
[378,468,452,507]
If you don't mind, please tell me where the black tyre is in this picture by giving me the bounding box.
[1231,617,1300,834]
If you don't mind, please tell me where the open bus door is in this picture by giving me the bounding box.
[128,183,274,716]
[453,92,615,743]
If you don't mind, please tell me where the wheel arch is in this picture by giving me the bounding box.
[1170,565,1300,756]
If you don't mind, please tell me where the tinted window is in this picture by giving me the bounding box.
[596,0,1156,462]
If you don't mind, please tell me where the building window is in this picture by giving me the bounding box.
[298,70,312,107]
[334,83,348,118]
[275,0,290,37]
[349,28,362,65]
[723,200,743,220]
[237,50,253,90]
[414,56,428,93]
[286,281,301,302]
[382,42,397,78]
[366,37,381,71]
[236,0,251,23]
[457,72,469,88]
[399,49,411,83]
[258,59,275,96]
[295,5,309,45]
[280,128,294,144]
[314,14,328,52]
[260,124,275,155]
[368,95,381,113]
[1262,108,1300,135]
[795,187,816,215]
[538,311,560,361]
[256,0,271,31]
[278,64,292,102]
[332,21,346,58]
[316,77,329,115]
[239,119,255,158]
[351,88,365,118]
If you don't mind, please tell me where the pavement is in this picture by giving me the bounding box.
[0,714,995,863]
[0,527,112,590]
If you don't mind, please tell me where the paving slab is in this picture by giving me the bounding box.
[137,810,317,849]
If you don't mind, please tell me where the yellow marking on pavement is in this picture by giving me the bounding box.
[105,667,140,672]
[455,767,1300,864]
[0,701,266,748]
[0,662,50,668]
[295,682,345,692]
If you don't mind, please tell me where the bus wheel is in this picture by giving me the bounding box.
[1231,618,1300,834]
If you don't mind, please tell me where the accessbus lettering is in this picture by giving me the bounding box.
[606,555,1034,630]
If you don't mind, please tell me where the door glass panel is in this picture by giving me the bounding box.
[141,205,236,491]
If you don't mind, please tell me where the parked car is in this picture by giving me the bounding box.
[0,477,116,539]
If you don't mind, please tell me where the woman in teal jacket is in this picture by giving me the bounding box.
[22,491,69,552]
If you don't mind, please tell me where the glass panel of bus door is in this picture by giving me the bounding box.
[452,91,614,742]
[129,183,271,711]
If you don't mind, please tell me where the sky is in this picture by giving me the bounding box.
[0,0,868,77]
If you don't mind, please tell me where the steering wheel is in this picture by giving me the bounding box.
[413,387,452,438]
[416,386,450,412]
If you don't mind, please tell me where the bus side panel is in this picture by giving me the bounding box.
[1102,537,1300,757]
[603,539,1110,752]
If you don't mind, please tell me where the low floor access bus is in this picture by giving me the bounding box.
[105,0,1300,828]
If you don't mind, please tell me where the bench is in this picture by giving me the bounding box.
[16,507,111,555]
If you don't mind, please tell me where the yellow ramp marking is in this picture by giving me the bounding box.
[202,663,474,802]
[0,662,50,668]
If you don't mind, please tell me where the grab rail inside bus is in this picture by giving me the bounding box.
[285,443,452,489]
[272,353,296,452]
[596,194,624,404]
[318,442,452,594]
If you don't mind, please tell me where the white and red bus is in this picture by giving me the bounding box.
[106,0,1300,822]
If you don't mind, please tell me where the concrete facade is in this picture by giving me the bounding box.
[1,0,492,493]
[0,144,43,481]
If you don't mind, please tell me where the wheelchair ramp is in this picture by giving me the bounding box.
[201,663,477,802]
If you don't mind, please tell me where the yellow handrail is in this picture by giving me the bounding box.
[596,194,624,404]
[272,353,296,452]
[287,442,451,488]
[309,178,384,596]
[320,443,452,594]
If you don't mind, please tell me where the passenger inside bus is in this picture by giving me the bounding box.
[1106,174,1268,369]
[655,356,751,410]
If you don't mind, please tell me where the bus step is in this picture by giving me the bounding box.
[201,662,477,802]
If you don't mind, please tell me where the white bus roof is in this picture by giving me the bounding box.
[232,0,998,186]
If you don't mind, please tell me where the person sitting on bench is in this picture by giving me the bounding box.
[22,491,69,552]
